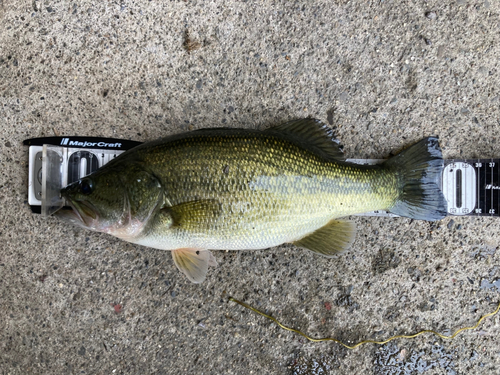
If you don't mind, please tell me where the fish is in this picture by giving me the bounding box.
[57,119,447,283]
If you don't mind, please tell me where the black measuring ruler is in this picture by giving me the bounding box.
[24,137,500,218]
[442,159,500,217]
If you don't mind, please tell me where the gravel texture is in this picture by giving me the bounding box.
[1,0,500,374]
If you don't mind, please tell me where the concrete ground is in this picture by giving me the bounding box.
[1,0,500,373]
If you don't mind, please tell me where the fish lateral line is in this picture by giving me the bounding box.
[228,297,500,349]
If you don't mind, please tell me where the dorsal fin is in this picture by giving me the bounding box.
[266,119,344,161]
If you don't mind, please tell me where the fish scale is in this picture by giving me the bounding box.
[127,129,399,251]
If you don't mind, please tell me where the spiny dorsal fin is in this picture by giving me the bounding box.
[293,219,356,257]
[172,249,217,283]
[267,119,344,161]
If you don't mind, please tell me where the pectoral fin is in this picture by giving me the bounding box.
[293,220,356,257]
[172,248,217,283]
[162,199,222,230]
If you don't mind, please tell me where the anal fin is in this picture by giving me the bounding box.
[293,220,356,257]
[172,248,217,283]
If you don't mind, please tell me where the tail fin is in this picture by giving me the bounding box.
[384,137,447,221]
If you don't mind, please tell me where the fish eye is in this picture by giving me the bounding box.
[80,178,93,195]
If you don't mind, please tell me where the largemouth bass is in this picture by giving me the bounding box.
[58,119,447,282]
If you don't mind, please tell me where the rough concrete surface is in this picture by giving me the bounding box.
[1,0,500,374]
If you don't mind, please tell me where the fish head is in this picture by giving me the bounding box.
[58,164,163,239]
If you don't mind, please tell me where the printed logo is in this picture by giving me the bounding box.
[59,138,122,148]
[485,184,500,190]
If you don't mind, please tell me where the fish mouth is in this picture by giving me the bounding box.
[62,197,99,228]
